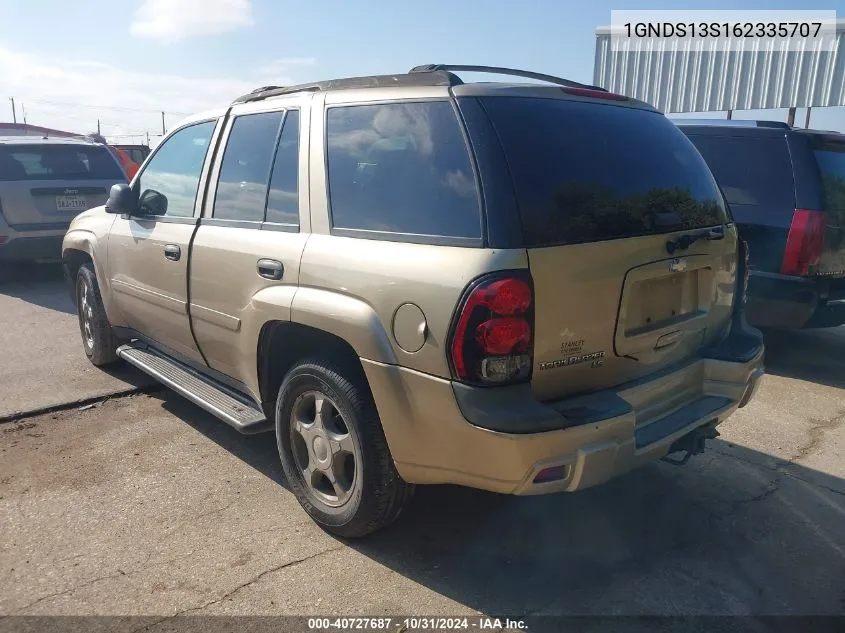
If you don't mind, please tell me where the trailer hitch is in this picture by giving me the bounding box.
[661,424,720,466]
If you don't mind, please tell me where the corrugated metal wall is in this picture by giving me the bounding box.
[593,24,845,113]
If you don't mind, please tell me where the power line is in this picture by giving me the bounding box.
[18,97,191,116]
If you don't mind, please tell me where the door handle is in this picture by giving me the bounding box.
[164,244,181,261]
[257,259,283,280]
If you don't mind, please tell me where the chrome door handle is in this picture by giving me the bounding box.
[164,244,181,261]
[257,259,283,280]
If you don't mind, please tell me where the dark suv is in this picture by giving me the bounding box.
[677,120,845,329]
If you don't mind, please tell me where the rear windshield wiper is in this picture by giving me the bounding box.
[666,226,725,255]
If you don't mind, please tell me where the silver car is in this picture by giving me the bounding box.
[0,136,126,262]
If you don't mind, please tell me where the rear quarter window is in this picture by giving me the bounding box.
[685,134,795,208]
[0,144,125,181]
[326,101,482,240]
[813,142,845,214]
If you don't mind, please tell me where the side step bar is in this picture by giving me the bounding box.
[117,342,272,435]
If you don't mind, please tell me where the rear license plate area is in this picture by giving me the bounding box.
[56,195,87,212]
[626,271,699,333]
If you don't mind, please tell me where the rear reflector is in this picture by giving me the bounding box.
[533,465,569,484]
[781,209,826,276]
[0,236,7,245]
[561,87,628,101]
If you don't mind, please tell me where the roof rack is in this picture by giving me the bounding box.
[672,119,791,129]
[232,64,604,105]
[408,64,606,91]
[232,70,461,104]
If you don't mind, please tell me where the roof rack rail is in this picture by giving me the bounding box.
[673,118,791,129]
[232,64,607,105]
[408,64,606,91]
[232,70,462,105]
[755,120,792,129]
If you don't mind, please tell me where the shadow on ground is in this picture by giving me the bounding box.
[0,262,74,314]
[763,327,845,390]
[150,371,845,618]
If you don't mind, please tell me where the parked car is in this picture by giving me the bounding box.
[677,120,845,329]
[113,144,151,167]
[0,136,126,261]
[63,64,763,537]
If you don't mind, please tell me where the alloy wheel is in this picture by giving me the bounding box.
[289,391,359,508]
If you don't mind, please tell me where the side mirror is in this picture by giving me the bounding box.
[138,189,168,216]
[105,183,138,215]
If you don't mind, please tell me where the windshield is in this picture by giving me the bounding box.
[0,144,125,181]
[480,97,729,247]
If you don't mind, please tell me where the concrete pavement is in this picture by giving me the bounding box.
[0,264,154,419]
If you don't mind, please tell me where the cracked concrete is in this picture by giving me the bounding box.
[176,547,345,616]
[789,411,845,463]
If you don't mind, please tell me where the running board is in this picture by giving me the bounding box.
[117,342,271,434]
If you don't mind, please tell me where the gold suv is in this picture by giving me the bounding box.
[63,65,764,537]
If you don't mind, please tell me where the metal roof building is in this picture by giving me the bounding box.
[593,20,845,114]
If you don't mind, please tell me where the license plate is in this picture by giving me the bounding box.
[56,195,87,211]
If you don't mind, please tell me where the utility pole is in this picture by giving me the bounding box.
[9,97,16,123]
[21,104,27,125]
[161,111,166,135]
[97,119,101,135]
[146,131,150,146]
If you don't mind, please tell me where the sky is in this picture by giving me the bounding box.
[0,0,843,144]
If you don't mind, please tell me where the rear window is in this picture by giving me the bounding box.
[685,134,795,208]
[481,97,729,246]
[0,144,125,182]
[813,141,845,215]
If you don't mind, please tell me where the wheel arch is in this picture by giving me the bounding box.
[256,320,373,417]
[62,230,120,324]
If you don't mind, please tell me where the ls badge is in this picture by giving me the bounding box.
[668,257,688,273]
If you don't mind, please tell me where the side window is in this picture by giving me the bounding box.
[326,101,481,239]
[265,110,300,225]
[213,111,284,222]
[136,121,216,218]
[686,135,795,208]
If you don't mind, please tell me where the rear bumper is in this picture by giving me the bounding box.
[745,270,818,328]
[0,233,64,261]
[366,321,764,495]
[745,270,845,329]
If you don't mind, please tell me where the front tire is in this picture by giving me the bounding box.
[275,358,413,538]
[76,263,120,367]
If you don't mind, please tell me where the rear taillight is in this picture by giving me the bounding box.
[781,209,826,276]
[449,272,534,385]
[0,236,7,245]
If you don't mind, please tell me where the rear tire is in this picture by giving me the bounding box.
[76,263,120,367]
[275,358,413,538]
